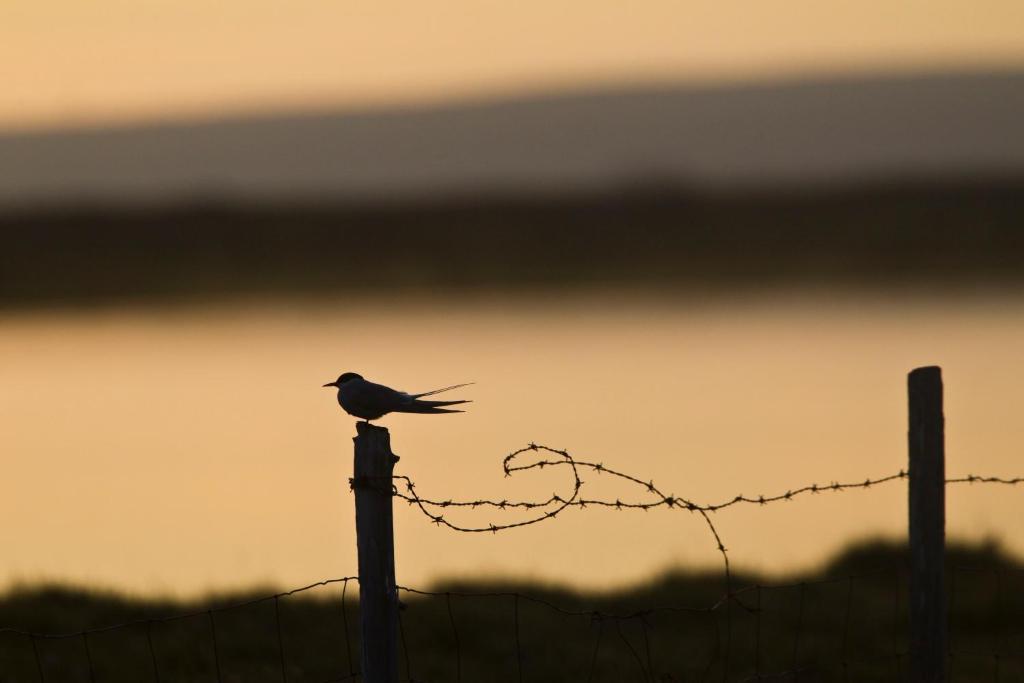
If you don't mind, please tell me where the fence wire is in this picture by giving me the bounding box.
[9,567,1024,682]
[3,443,1023,682]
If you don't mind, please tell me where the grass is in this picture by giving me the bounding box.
[2,538,1022,682]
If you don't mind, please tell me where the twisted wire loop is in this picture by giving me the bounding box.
[392,444,739,607]
[389,443,1024,679]
[391,444,917,519]
[391,442,1024,521]
[390,444,583,533]
[392,444,1024,640]
[5,436,1024,682]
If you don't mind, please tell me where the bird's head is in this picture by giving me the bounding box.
[322,372,363,388]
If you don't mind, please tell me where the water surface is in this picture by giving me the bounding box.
[2,292,1021,595]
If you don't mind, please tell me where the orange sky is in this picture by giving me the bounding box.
[2,0,1024,131]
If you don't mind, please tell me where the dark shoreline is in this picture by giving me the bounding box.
[3,178,1023,309]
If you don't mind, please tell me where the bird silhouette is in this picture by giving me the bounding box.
[323,372,472,421]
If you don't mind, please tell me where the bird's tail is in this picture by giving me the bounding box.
[412,382,474,398]
[397,399,471,414]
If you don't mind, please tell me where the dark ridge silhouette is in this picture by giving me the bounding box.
[2,70,1023,207]
[1,178,1023,309]
[1,538,1020,681]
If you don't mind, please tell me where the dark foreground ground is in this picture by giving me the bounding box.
[2,539,1022,682]
[3,179,1024,310]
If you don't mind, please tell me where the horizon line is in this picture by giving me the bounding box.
[3,61,1023,138]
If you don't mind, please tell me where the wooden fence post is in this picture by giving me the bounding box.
[908,366,947,683]
[352,422,399,683]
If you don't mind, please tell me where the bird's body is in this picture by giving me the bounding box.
[323,372,471,421]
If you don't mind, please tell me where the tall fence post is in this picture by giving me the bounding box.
[908,366,947,683]
[352,422,399,683]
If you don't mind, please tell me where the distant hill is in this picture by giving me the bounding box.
[1,71,1023,207]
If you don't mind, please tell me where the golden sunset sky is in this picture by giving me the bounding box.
[2,0,1023,131]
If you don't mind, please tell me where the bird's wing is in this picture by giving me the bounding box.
[412,382,474,398]
[349,379,411,414]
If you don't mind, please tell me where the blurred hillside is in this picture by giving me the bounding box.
[1,71,1023,206]
[4,70,1023,309]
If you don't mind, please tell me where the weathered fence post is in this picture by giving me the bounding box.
[352,422,399,683]
[908,366,947,683]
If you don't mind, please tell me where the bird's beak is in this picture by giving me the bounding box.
[322,382,337,388]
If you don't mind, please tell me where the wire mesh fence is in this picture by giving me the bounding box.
[2,439,1022,682]
[6,564,1024,682]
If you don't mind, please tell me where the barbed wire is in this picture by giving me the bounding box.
[392,444,1024,520]
[388,442,1024,625]
[948,474,1024,486]
[384,445,1020,682]
[389,443,739,623]
[7,442,1024,681]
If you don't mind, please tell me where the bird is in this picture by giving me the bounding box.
[323,372,472,421]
